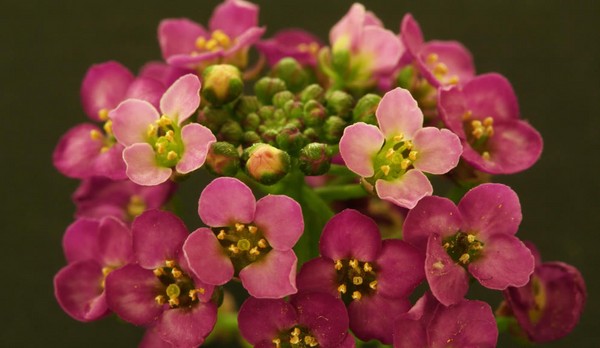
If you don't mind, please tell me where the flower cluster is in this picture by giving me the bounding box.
[53,1,585,347]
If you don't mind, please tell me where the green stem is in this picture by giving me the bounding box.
[314,184,367,201]
[328,164,358,177]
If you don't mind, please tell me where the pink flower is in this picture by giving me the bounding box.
[256,29,322,67]
[183,177,303,298]
[339,87,462,209]
[110,74,216,185]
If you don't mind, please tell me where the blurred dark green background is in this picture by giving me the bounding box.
[2,0,598,346]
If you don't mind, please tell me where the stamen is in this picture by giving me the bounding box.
[433,261,445,270]
[482,151,491,160]
[385,148,395,159]
[101,267,112,277]
[408,150,418,161]
[290,336,300,344]
[448,75,460,85]
[426,53,439,64]
[400,159,411,170]
[195,36,206,50]
[156,142,166,154]
[483,116,494,127]
[305,335,318,347]
[212,30,231,47]
[349,259,359,270]
[90,129,103,140]
[165,130,175,142]
[235,223,245,232]
[467,234,476,243]
[433,62,449,76]
[147,124,158,137]
[98,108,109,121]
[337,284,347,294]
[248,226,258,234]
[363,262,373,273]
[291,328,301,337]
[167,151,178,161]
[155,295,166,305]
[205,39,218,51]
[352,276,363,285]
[228,244,240,254]
[352,291,362,301]
[334,260,343,270]
[165,260,176,268]
[249,247,260,256]
[369,280,378,290]
[157,115,172,127]
[459,253,470,264]
[153,268,165,277]
[168,297,180,307]
[393,134,404,143]
[463,110,473,120]
[217,230,226,240]
[380,165,390,176]
[272,338,281,348]
[171,267,182,278]
[103,120,113,135]
[258,239,268,248]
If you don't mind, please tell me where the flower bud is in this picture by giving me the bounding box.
[254,77,287,105]
[276,125,307,155]
[257,106,275,122]
[202,64,244,106]
[272,91,295,109]
[242,112,261,131]
[300,84,325,103]
[218,120,243,144]
[242,143,291,185]
[260,128,279,145]
[323,116,347,143]
[303,100,327,127]
[326,90,354,120]
[242,131,261,147]
[299,143,332,176]
[234,96,260,119]
[303,127,319,142]
[205,142,240,176]
[397,65,416,90]
[270,57,308,93]
[198,106,232,132]
[352,94,381,125]
[283,100,304,119]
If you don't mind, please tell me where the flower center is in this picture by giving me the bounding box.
[213,223,272,273]
[89,109,117,153]
[463,112,495,160]
[146,115,184,168]
[371,133,418,182]
[195,30,233,53]
[425,53,459,85]
[442,232,484,265]
[126,195,146,220]
[333,258,378,303]
[153,259,204,308]
[273,326,319,348]
[527,275,546,325]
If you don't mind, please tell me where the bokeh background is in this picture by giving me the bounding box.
[2,0,599,346]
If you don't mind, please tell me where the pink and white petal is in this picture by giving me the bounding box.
[254,195,303,250]
[92,143,127,180]
[175,123,216,174]
[463,73,519,121]
[166,50,222,70]
[376,88,423,139]
[238,297,297,344]
[339,123,384,178]
[348,294,411,344]
[417,41,475,88]
[198,177,256,227]
[110,99,159,146]
[183,228,234,286]
[124,144,172,186]
[458,183,522,238]
[98,216,133,266]
[376,240,425,299]
[155,302,217,348]
[54,261,109,322]
[412,127,462,174]
[296,257,339,298]
[62,218,100,263]
[239,250,297,299]
[132,210,189,269]
[139,61,193,87]
[209,0,259,38]
[403,196,462,251]
[320,209,382,261]
[53,124,104,179]
[81,61,134,121]
[375,170,433,209]
[158,19,208,60]
[469,234,534,290]
[330,3,365,49]
[222,26,266,59]
[400,14,424,57]
[364,10,383,27]
[125,77,165,110]
[359,26,403,74]
[159,74,201,124]
[437,85,468,137]
[426,234,469,306]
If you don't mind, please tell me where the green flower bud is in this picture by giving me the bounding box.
[242,112,261,131]
[270,57,308,93]
[260,128,279,145]
[272,91,295,109]
[218,120,243,144]
[242,143,291,185]
[300,84,325,103]
[397,65,416,90]
[254,77,287,105]
[276,125,307,155]
[299,143,332,176]
[303,127,319,142]
[198,106,232,133]
[326,90,354,120]
[205,142,240,176]
[331,41,351,75]
[242,131,261,147]
[352,94,381,125]
[234,96,260,120]
[257,106,275,122]
[202,64,244,106]
[323,116,347,143]
[283,100,304,120]
[303,100,327,127]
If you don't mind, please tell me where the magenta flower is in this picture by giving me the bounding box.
[339,87,462,209]
[238,292,354,348]
[393,292,498,348]
[72,177,175,222]
[297,209,424,344]
[183,177,303,298]
[53,61,165,179]
[438,73,543,174]
[110,74,216,185]
[403,183,535,306]
[400,14,475,88]
[54,216,132,322]
[256,29,322,67]
[105,210,217,347]
[503,243,586,343]
[158,0,265,70]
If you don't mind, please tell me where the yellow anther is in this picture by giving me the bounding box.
[483,116,494,127]
[448,75,460,85]
[352,291,362,301]
[297,42,319,55]
[168,297,180,307]
[155,295,166,305]
[153,268,165,277]
[426,53,439,64]
[272,338,281,347]
[195,36,207,50]
[404,140,413,150]
[171,267,182,278]
[337,284,347,294]
[334,260,343,270]
[472,120,482,128]
[205,39,218,51]
[385,148,395,159]
[249,247,260,256]
[408,150,418,161]
[380,165,391,176]
[290,336,300,345]
[369,280,378,290]
[217,230,226,240]
[443,242,450,250]
[228,244,240,254]
[305,335,318,347]
[98,108,109,121]
[147,124,158,137]
[352,276,364,285]
[482,151,491,161]
[459,253,470,264]
[167,151,178,161]
[363,262,373,273]
[291,328,301,337]
[90,129,103,141]
[258,239,268,248]
[103,120,113,135]
[467,234,476,243]
[165,130,175,142]
[433,62,449,76]
[157,115,172,127]
[486,126,494,137]
[156,142,166,154]
[400,159,412,170]
[165,260,176,268]
[248,226,258,234]
[463,110,473,120]
[235,223,245,232]
[471,242,483,250]
[188,288,205,301]
[393,134,404,142]
[100,146,109,152]
[433,261,445,270]
[349,259,359,269]
[212,30,231,47]
[102,267,112,277]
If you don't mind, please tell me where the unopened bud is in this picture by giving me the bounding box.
[198,107,231,133]
[272,91,295,109]
[260,128,279,145]
[270,57,308,93]
[352,94,381,125]
[242,112,261,131]
[326,90,354,120]
[257,106,275,122]
[283,100,304,119]
[243,143,291,185]
[299,143,332,176]
[300,84,325,103]
[254,77,287,105]
[234,96,260,119]
[303,127,319,142]
[202,64,244,106]
[303,100,327,127]
[323,116,347,143]
[276,125,307,155]
[397,65,416,90]
[242,131,261,147]
[218,120,243,144]
[205,142,240,176]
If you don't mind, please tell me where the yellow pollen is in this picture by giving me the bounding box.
[167,151,178,161]
[380,165,391,176]
[217,230,226,240]
[448,75,460,85]
[486,126,495,137]
[102,267,112,277]
[385,148,395,159]
[212,30,231,47]
[90,129,103,141]
[291,328,301,337]
[433,62,449,76]
[369,280,378,290]
[188,288,205,301]
[195,36,207,50]
[426,53,439,64]
[393,134,404,142]
[98,108,109,121]
[467,234,476,243]
[363,262,373,273]
[165,130,175,142]
[228,244,240,254]
[349,259,359,269]
[459,253,470,264]
[171,267,182,278]
[400,159,411,170]
[483,116,494,127]
[155,295,166,305]
[408,150,418,161]
[156,142,166,154]
[471,242,483,250]
[103,120,113,135]
[147,124,158,137]
[205,39,218,51]
[334,260,343,270]
[258,239,268,248]
[305,335,318,347]
[100,147,108,153]
[249,247,260,256]
[443,242,450,250]
[248,226,258,234]
[405,140,413,150]
[352,291,362,301]
[297,42,319,54]
[337,284,347,294]
[433,261,445,270]
[352,276,363,285]
[153,268,165,277]
[165,260,176,268]
[168,297,180,307]
[157,115,172,127]
[235,223,245,232]
[272,338,281,347]
[482,151,491,160]
[463,110,473,120]
[290,336,300,345]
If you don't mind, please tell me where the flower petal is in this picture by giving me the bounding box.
[198,177,256,227]
[359,26,403,74]
[132,210,189,269]
[254,194,303,250]
[97,216,132,266]
[458,183,522,238]
[53,124,105,179]
[239,249,297,299]
[339,123,384,178]
[291,292,350,347]
[376,87,423,139]
[238,297,297,344]
[417,41,475,88]
[92,143,128,180]
[463,73,520,121]
[425,234,469,306]
[158,18,207,60]
[437,85,467,137]
[125,77,165,110]
[330,3,365,49]
[403,196,462,251]
[348,294,410,344]
[175,123,216,174]
[469,234,534,289]
[400,14,424,57]
[62,218,100,263]
[183,228,234,286]
[110,99,159,146]
[375,169,432,209]
[296,257,339,298]
[376,240,425,299]
[412,127,462,174]
[81,61,134,121]
[159,74,201,124]
[320,209,381,261]
[123,143,172,186]
[155,302,217,348]
[209,0,259,38]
